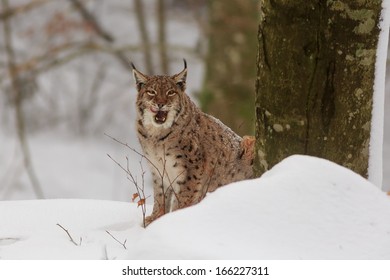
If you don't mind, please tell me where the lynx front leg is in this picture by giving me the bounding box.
[145,184,179,226]
[145,196,164,227]
[176,180,204,209]
[144,174,165,227]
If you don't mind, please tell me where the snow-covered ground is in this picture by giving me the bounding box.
[0,155,389,259]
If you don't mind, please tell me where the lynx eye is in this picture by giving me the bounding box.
[146,90,157,97]
[166,90,176,97]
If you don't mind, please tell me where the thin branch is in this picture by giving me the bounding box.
[105,133,163,179]
[0,43,196,86]
[0,0,50,20]
[107,153,148,227]
[56,223,81,246]
[138,160,148,227]
[69,0,132,71]
[106,134,183,197]
[69,0,113,42]
[106,134,185,222]
[11,42,139,76]
[105,230,127,250]
[165,169,185,202]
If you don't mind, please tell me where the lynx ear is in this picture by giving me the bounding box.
[172,59,187,91]
[131,63,148,91]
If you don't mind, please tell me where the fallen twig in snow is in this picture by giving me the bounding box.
[105,230,127,249]
[56,223,82,246]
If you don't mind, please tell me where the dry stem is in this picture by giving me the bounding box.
[105,230,127,250]
[56,223,82,246]
[107,153,149,227]
[106,134,186,223]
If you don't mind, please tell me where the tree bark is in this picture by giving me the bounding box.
[200,0,258,136]
[254,0,382,177]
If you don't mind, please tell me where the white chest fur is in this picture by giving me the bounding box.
[143,145,185,194]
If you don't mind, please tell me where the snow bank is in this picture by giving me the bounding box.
[0,199,143,259]
[0,155,389,259]
[128,155,390,259]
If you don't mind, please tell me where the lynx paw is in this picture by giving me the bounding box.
[144,208,165,227]
[144,215,156,227]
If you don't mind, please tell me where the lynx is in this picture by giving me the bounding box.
[132,60,254,226]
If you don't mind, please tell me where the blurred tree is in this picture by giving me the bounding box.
[157,0,169,74]
[2,0,44,198]
[254,0,383,179]
[199,0,258,136]
[134,0,153,74]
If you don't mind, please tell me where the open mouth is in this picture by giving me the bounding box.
[154,110,168,124]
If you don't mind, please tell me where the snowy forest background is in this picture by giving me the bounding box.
[0,0,389,201]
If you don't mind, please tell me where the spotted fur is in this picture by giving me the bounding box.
[132,60,254,226]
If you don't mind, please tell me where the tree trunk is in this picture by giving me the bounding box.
[2,0,44,199]
[200,0,258,136]
[134,0,153,74]
[254,0,382,178]
[157,0,169,74]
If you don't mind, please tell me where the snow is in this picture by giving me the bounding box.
[369,0,390,188]
[0,199,140,259]
[1,155,389,260]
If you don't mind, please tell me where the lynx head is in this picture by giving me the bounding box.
[132,60,187,129]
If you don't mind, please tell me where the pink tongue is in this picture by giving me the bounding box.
[155,111,168,124]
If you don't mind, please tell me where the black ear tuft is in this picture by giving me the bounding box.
[183,58,187,70]
[172,59,188,91]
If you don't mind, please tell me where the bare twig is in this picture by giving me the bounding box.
[102,245,109,260]
[106,134,186,225]
[69,0,113,42]
[105,230,127,250]
[102,245,109,259]
[2,42,140,82]
[0,0,50,20]
[56,223,82,246]
[107,153,149,227]
[104,133,162,179]
[138,160,148,227]
[69,0,132,71]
